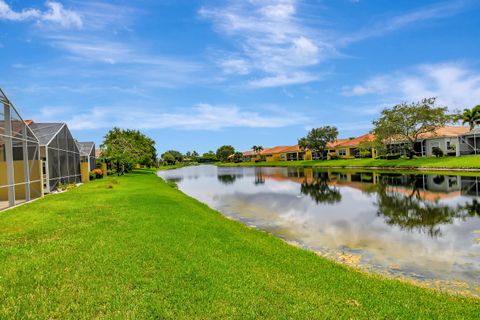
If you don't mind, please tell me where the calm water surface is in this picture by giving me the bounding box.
[158,165,480,296]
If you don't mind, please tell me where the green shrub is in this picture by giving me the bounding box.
[386,153,401,160]
[432,147,444,157]
[89,172,96,180]
[359,151,372,158]
[329,154,340,160]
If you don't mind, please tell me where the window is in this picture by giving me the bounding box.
[430,141,440,153]
[338,149,347,156]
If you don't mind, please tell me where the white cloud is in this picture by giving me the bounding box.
[343,62,480,109]
[342,76,391,96]
[41,1,82,28]
[219,58,251,75]
[60,104,308,130]
[0,0,39,21]
[340,1,469,44]
[0,1,82,28]
[248,72,318,88]
[199,0,333,87]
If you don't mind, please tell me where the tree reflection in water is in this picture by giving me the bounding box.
[217,174,237,185]
[254,168,265,185]
[375,175,480,238]
[300,172,342,204]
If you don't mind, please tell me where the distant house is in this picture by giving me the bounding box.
[29,122,81,193]
[242,150,256,162]
[326,133,376,158]
[1,89,43,211]
[243,145,310,162]
[78,142,96,171]
[387,126,470,157]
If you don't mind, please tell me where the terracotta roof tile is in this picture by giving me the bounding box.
[417,126,470,139]
[335,133,375,148]
[326,139,349,148]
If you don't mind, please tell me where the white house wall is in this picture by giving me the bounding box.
[424,137,460,157]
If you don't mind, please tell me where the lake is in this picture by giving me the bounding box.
[158,165,480,296]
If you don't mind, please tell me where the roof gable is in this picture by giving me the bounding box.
[77,142,95,155]
[29,123,65,145]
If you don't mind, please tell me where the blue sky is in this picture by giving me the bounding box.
[1,0,480,154]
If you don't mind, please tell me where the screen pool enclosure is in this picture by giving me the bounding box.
[1,89,43,210]
[78,141,96,172]
[29,122,81,193]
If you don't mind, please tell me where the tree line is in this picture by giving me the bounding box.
[160,145,245,165]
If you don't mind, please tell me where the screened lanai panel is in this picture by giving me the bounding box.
[50,133,59,149]
[58,127,67,151]
[89,147,96,171]
[10,106,26,139]
[12,138,25,185]
[74,155,80,182]
[0,108,5,135]
[30,181,42,199]
[0,187,7,210]
[26,125,37,142]
[67,129,75,152]
[68,152,75,182]
[0,88,42,210]
[60,149,68,181]
[48,147,59,187]
[14,184,27,205]
[0,135,7,188]
[27,141,41,182]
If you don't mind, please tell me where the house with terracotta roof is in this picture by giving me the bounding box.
[387,126,470,157]
[326,133,376,158]
[241,126,472,163]
[242,145,313,162]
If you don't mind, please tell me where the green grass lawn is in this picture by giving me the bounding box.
[219,155,480,170]
[0,170,478,319]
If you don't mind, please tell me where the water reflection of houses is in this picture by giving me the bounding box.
[253,168,480,199]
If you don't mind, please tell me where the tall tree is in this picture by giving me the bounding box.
[101,127,157,175]
[163,150,183,162]
[298,126,338,160]
[232,152,244,163]
[455,105,480,130]
[191,151,199,161]
[200,150,217,163]
[216,145,235,162]
[161,152,175,165]
[373,98,451,158]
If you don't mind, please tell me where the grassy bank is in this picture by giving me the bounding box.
[218,155,480,170]
[0,171,478,318]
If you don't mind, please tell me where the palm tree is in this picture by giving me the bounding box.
[456,105,480,130]
[252,145,263,154]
